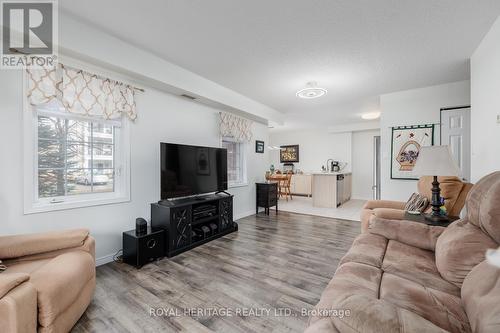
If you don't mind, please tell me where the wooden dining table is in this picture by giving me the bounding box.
[266,174,288,182]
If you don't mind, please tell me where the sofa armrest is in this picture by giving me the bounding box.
[0,273,30,299]
[0,229,90,260]
[368,217,445,251]
[372,208,406,220]
[0,276,37,333]
[363,200,406,210]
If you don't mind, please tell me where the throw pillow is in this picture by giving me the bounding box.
[405,192,429,212]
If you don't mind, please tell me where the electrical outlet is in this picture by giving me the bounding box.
[498,115,500,124]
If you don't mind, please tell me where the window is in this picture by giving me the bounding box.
[222,138,247,186]
[24,100,130,213]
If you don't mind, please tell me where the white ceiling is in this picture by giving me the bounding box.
[60,0,500,131]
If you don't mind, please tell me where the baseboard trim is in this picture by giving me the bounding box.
[95,209,262,267]
[351,197,371,201]
[96,253,115,267]
[234,210,257,220]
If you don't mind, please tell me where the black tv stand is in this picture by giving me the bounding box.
[151,194,236,257]
[215,190,231,196]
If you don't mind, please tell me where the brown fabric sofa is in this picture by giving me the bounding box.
[0,229,95,333]
[360,176,472,232]
[306,171,500,333]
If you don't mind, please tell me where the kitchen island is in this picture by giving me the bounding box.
[312,172,352,208]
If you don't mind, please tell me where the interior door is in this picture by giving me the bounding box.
[441,107,471,181]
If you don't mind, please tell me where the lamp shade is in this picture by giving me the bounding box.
[412,146,461,177]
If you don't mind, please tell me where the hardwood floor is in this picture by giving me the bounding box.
[73,211,360,333]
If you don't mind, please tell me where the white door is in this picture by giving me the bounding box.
[441,107,471,181]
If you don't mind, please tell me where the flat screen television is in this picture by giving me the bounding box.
[160,143,228,200]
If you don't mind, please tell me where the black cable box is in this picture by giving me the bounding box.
[193,205,217,219]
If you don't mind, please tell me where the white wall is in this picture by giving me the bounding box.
[0,70,269,264]
[471,16,500,182]
[268,130,352,173]
[57,14,283,125]
[379,81,470,200]
[351,130,380,200]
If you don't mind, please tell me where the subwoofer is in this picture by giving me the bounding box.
[123,228,165,268]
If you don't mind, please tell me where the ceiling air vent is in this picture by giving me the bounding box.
[181,94,196,100]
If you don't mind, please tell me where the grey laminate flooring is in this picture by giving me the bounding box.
[73,211,360,333]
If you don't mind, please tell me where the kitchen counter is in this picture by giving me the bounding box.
[312,172,352,208]
[311,172,352,175]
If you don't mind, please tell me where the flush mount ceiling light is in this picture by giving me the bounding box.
[296,81,327,99]
[361,111,381,120]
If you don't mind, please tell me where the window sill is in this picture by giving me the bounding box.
[24,195,130,215]
[228,182,248,189]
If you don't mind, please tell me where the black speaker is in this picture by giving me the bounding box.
[123,228,165,268]
[136,218,147,236]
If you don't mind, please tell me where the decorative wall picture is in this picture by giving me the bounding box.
[196,147,210,175]
[255,140,265,153]
[391,124,434,180]
[280,145,299,163]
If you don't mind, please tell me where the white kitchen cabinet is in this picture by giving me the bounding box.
[290,174,312,196]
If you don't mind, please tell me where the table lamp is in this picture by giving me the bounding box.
[412,145,461,223]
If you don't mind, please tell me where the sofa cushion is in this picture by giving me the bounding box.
[308,262,450,333]
[382,240,460,296]
[465,171,500,243]
[435,219,497,288]
[461,261,500,333]
[380,273,470,333]
[2,258,52,275]
[29,251,95,327]
[339,233,388,268]
[341,233,459,295]
[368,217,445,251]
[372,208,406,220]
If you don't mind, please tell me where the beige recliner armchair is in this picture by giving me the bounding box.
[0,229,95,333]
[360,176,472,232]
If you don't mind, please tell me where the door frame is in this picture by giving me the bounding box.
[373,135,381,200]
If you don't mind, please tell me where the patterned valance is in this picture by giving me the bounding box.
[219,112,253,142]
[26,64,137,120]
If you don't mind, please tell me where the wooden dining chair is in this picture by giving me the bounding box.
[279,171,293,201]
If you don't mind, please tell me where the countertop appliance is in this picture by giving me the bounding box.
[326,159,346,173]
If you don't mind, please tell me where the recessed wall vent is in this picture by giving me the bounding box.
[181,94,196,100]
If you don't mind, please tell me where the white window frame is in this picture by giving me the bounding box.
[221,137,248,188]
[23,74,131,214]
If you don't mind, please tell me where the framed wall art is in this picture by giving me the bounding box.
[255,140,265,153]
[391,124,434,180]
[280,145,299,163]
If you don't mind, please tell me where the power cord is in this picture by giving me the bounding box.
[113,249,123,263]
